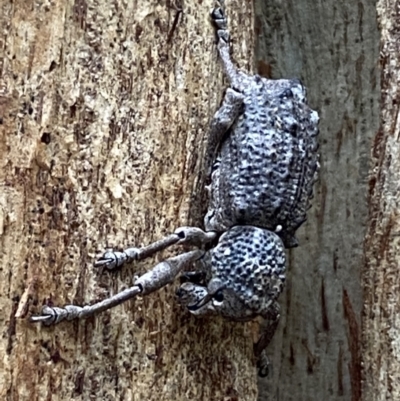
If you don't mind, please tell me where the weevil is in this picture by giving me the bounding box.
[31,5,319,376]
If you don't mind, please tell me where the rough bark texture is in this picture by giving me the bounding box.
[0,1,259,400]
[363,0,400,400]
[254,1,380,400]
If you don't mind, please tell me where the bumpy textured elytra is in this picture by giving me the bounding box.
[205,76,319,248]
[30,6,319,377]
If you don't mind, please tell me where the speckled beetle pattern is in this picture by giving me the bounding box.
[31,5,319,378]
[204,78,319,248]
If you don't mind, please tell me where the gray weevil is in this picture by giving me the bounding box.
[30,6,319,376]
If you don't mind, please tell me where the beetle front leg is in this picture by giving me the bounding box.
[175,282,218,316]
[30,250,205,326]
[254,301,281,377]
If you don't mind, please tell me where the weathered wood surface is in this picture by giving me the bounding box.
[363,0,400,400]
[255,0,380,400]
[0,1,259,400]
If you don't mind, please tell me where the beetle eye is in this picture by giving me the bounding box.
[213,290,224,303]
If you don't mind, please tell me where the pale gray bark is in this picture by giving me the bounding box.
[255,1,380,400]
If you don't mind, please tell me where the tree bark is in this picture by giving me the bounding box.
[0,1,258,400]
[255,0,380,400]
[363,0,400,399]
